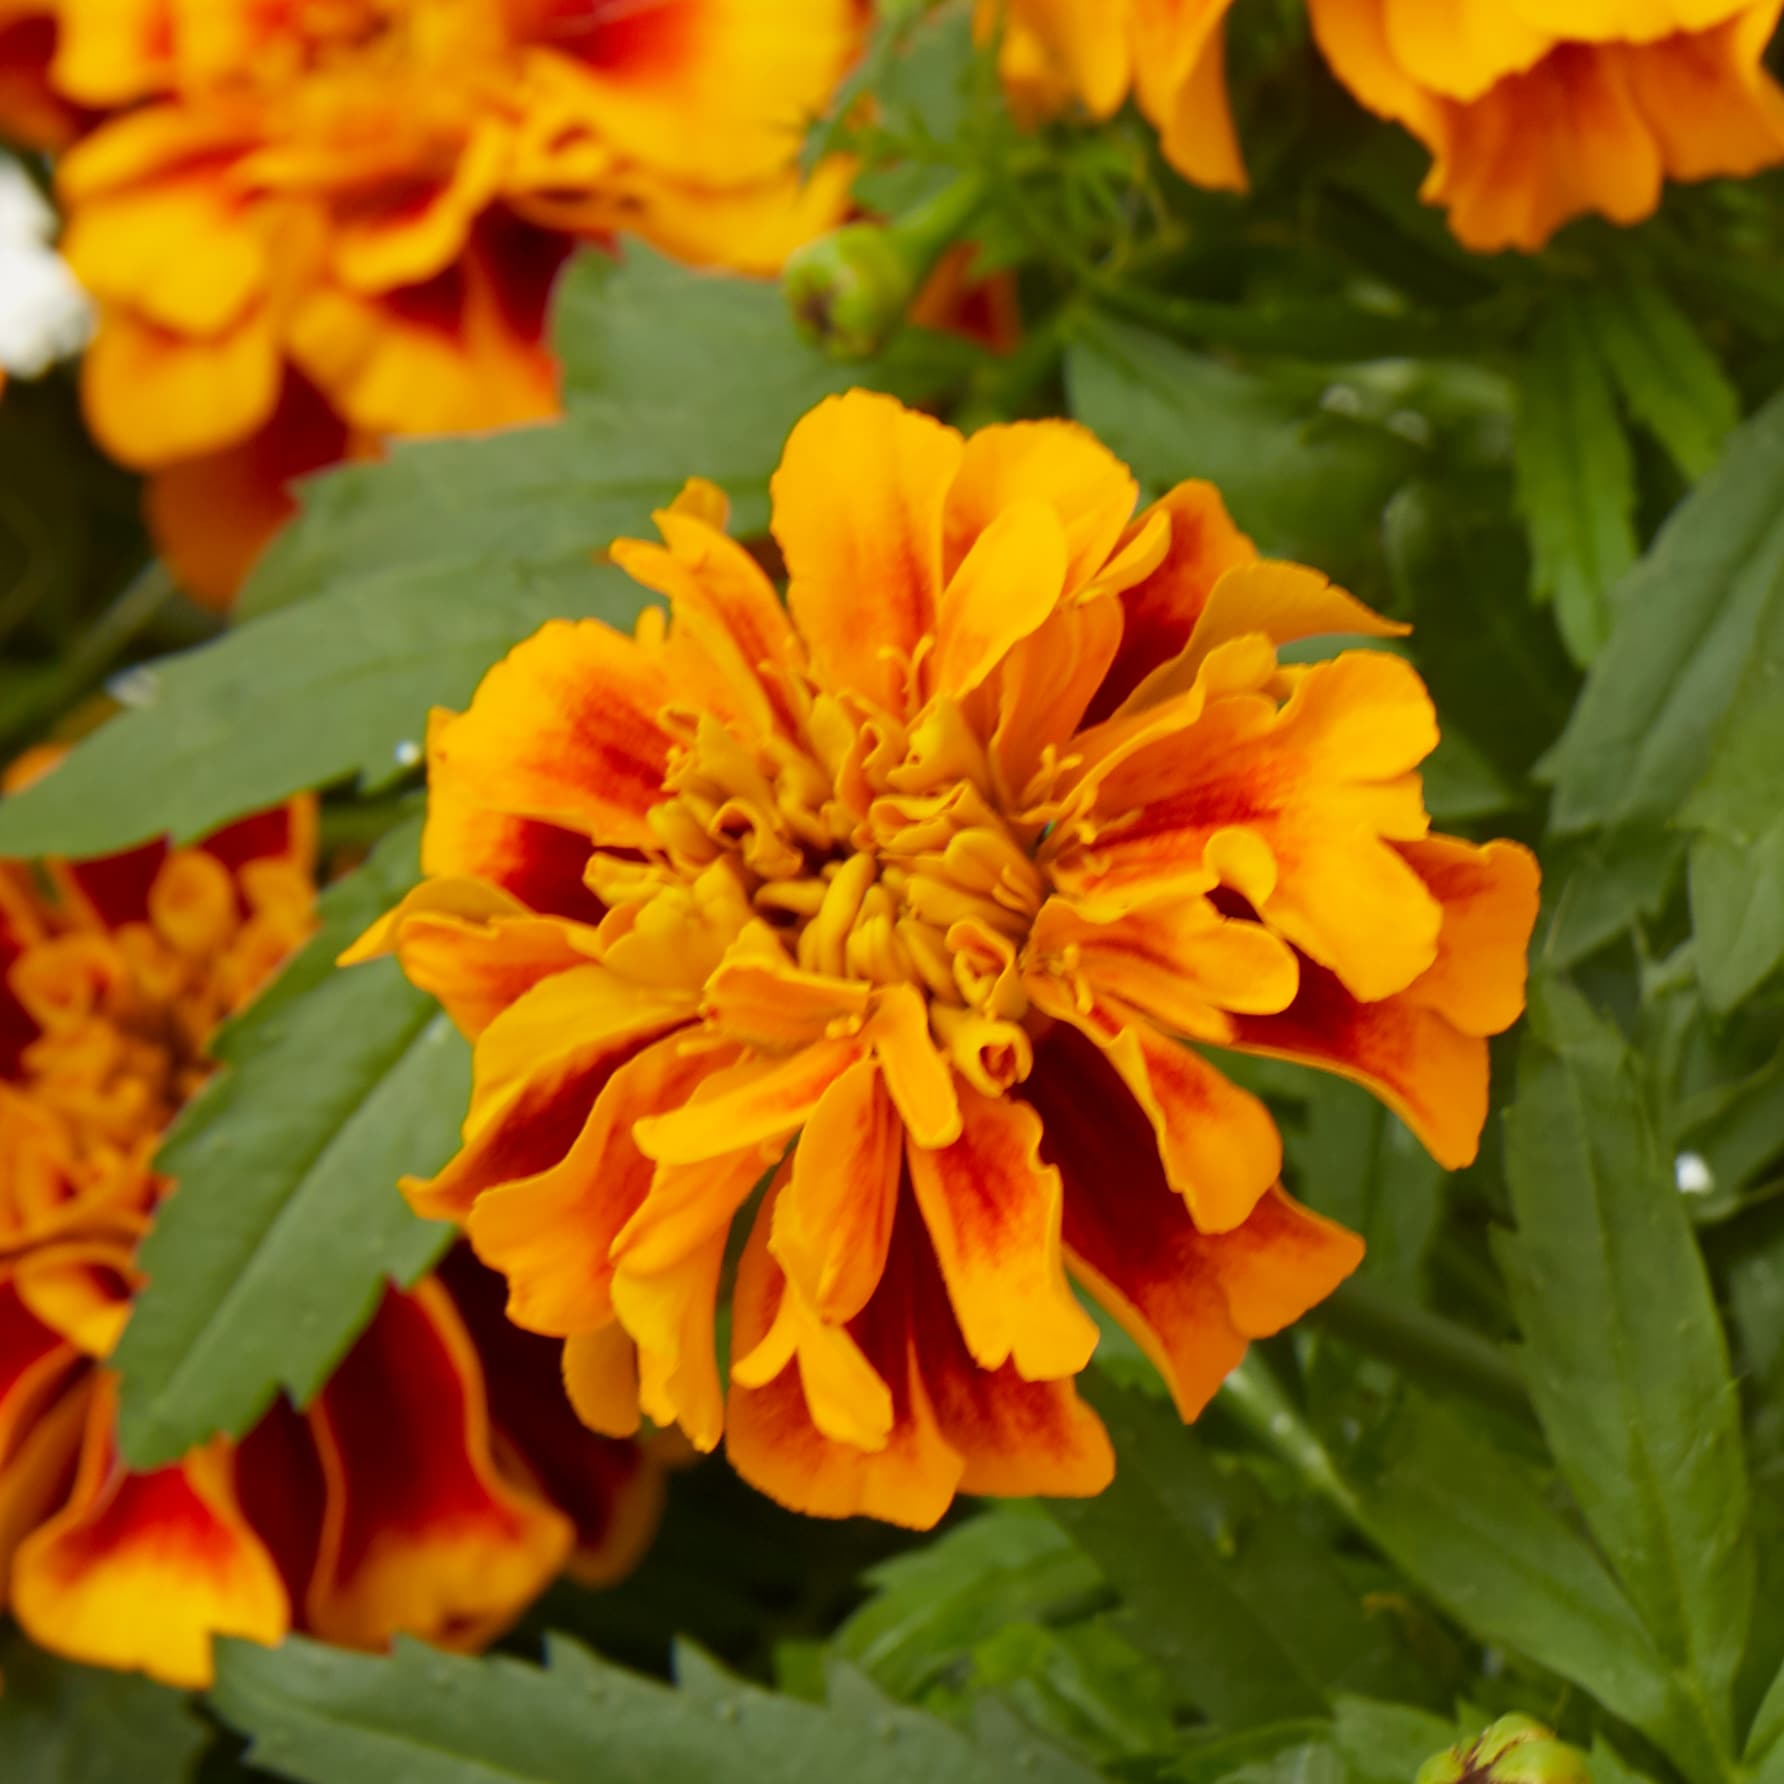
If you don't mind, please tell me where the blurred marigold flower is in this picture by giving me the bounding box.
[1307,0,1784,251]
[978,0,1248,191]
[355,390,1541,1530]
[0,772,661,1687]
[0,0,862,605]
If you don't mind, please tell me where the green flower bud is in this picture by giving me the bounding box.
[784,224,919,360]
[783,175,985,361]
[1415,1716,1590,1784]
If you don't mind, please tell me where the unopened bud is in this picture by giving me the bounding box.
[1416,1716,1590,1784]
[783,175,985,360]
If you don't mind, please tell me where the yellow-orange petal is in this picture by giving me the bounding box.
[301,1280,572,1651]
[81,303,283,469]
[771,1057,901,1323]
[430,618,674,854]
[561,1321,644,1439]
[467,1032,732,1336]
[776,391,965,719]
[906,1085,1099,1381]
[1398,836,1541,1037]
[1379,0,1553,102]
[929,498,1070,699]
[1231,957,1489,1170]
[1131,0,1249,190]
[12,1378,289,1688]
[610,1227,729,1451]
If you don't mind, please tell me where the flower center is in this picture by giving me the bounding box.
[592,687,1053,1093]
[2,849,313,1242]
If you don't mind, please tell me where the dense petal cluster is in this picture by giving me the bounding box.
[0,778,659,1687]
[1309,0,1784,249]
[0,0,860,603]
[361,391,1541,1529]
[979,0,1247,191]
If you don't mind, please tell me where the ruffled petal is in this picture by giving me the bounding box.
[1131,0,1248,189]
[770,1057,902,1323]
[302,1280,571,1651]
[905,1085,1099,1380]
[1231,957,1489,1170]
[776,392,964,719]
[1396,836,1541,1036]
[427,618,674,855]
[12,1377,289,1688]
[466,1031,732,1335]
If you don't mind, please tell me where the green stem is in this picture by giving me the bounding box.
[1306,1276,1534,1427]
[1218,1354,1361,1525]
[0,561,183,756]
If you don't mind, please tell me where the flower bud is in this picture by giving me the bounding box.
[1416,1716,1590,1784]
[783,175,985,360]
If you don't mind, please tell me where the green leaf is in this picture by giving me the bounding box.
[1351,1395,1696,1774]
[835,1505,1102,1702]
[0,1629,209,1784]
[1543,389,1784,834]
[1330,1698,1459,1784]
[1688,828,1784,1012]
[0,558,640,860]
[1048,1375,1419,1728]
[209,1633,1102,1784]
[1513,306,1637,666]
[1497,977,1752,1730]
[1583,281,1740,482]
[112,825,462,1469]
[245,244,967,620]
[1538,827,1683,970]
[1681,554,1784,1009]
[1064,315,1420,600]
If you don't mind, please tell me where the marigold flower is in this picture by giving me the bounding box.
[0,781,661,1686]
[8,0,861,605]
[1307,0,1784,251]
[978,0,1247,191]
[357,390,1541,1529]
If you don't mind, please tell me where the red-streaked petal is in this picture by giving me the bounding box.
[1231,957,1489,1171]
[1030,1032,1361,1417]
[303,1280,571,1651]
[771,1057,901,1323]
[442,1250,663,1588]
[428,618,674,854]
[12,1376,289,1687]
[1397,835,1541,1036]
[905,1085,1099,1380]
[466,1032,732,1336]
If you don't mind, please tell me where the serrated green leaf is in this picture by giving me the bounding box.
[1584,281,1739,481]
[1351,1395,1699,1774]
[1497,977,1751,1732]
[0,1628,209,1784]
[1513,307,1637,666]
[0,559,641,859]
[1049,1375,1419,1728]
[1538,826,1683,971]
[1064,315,1419,600]
[243,245,967,620]
[112,825,461,1469]
[1543,390,1784,834]
[836,1505,1102,1702]
[1680,554,1784,1009]
[208,1633,1101,1784]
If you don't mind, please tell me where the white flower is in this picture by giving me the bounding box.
[0,154,94,380]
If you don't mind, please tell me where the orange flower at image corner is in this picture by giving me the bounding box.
[0,0,864,607]
[985,0,1784,251]
[353,389,1542,1531]
[0,766,663,1688]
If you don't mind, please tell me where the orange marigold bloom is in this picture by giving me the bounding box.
[0,785,661,1687]
[979,0,1248,190]
[14,0,861,605]
[357,391,1541,1530]
[1308,0,1784,251]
